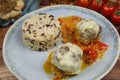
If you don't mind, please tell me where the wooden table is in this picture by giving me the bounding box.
[0,1,120,80]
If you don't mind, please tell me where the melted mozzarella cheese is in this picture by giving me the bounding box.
[76,20,101,44]
[52,43,83,74]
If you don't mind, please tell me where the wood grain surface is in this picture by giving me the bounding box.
[0,0,120,80]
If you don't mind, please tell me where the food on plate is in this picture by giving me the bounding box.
[58,16,81,43]
[83,41,109,64]
[44,43,83,79]
[22,13,61,51]
[52,43,83,75]
[0,0,24,20]
[59,16,109,63]
[44,16,109,80]
[58,16,101,45]
[76,20,101,45]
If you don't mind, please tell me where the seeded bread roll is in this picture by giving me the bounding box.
[0,0,24,20]
[22,13,61,51]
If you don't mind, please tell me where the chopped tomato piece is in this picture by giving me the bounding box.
[83,47,98,64]
[97,41,109,51]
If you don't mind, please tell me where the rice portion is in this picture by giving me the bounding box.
[22,13,61,51]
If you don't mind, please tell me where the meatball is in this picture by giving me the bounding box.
[51,43,83,75]
[76,20,101,45]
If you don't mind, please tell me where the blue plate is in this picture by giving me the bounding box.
[3,5,120,80]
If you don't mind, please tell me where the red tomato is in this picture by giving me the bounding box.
[102,0,117,4]
[90,0,104,11]
[77,0,90,7]
[117,5,120,10]
[102,0,109,3]
[117,0,120,10]
[111,10,120,25]
[101,3,115,18]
